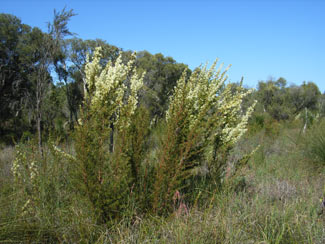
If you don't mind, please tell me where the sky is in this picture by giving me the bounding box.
[2,0,325,92]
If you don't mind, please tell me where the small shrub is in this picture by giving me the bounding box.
[304,120,325,164]
[152,62,256,214]
[73,48,147,223]
[0,146,14,185]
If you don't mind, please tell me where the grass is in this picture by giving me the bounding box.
[105,125,325,243]
[0,145,14,188]
[0,123,324,243]
[303,120,325,165]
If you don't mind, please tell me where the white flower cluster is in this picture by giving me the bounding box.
[166,61,229,127]
[29,160,38,181]
[53,145,76,161]
[11,145,39,187]
[11,146,36,217]
[21,199,31,216]
[84,47,102,97]
[217,85,257,144]
[84,47,144,128]
[11,145,39,183]
[166,59,256,146]
[11,146,25,180]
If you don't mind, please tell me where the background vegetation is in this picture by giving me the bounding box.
[1,9,325,243]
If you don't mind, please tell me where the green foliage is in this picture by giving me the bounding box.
[73,107,151,223]
[3,117,325,243]
[303,120,325,165]
[253,78,322,123]
[255,78,290,121]
[0,14,36,142]
[75,116,120,222]
[135,51,189,117]
[72,48,147,223]
[290,81,321,114]
[42,83,67,136]
[152,62,255,214]
[3,9,325,243]
[69,49,256,220]
[1,137,98,242]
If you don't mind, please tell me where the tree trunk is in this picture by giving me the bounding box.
[37,110,43,156]
[109,123,114,153]
[36,82,43,157]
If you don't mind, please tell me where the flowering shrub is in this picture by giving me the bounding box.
[84,47,144,129]
[78,51,256,217]
[153,61,256,213]
[74,47,146,222]
[10,139,75,235]
[11,48,256,222]
[11,143,41,216]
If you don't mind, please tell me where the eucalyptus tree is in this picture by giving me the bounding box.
[31,8,76,154]
[289,81,321,114]
[256,78,290,121]
[135,51,189,118]
[0,14,32,140]
[49,8,77,130]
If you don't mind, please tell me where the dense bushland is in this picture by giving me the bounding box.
[1,114,325,243]
[1,9,325,243]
